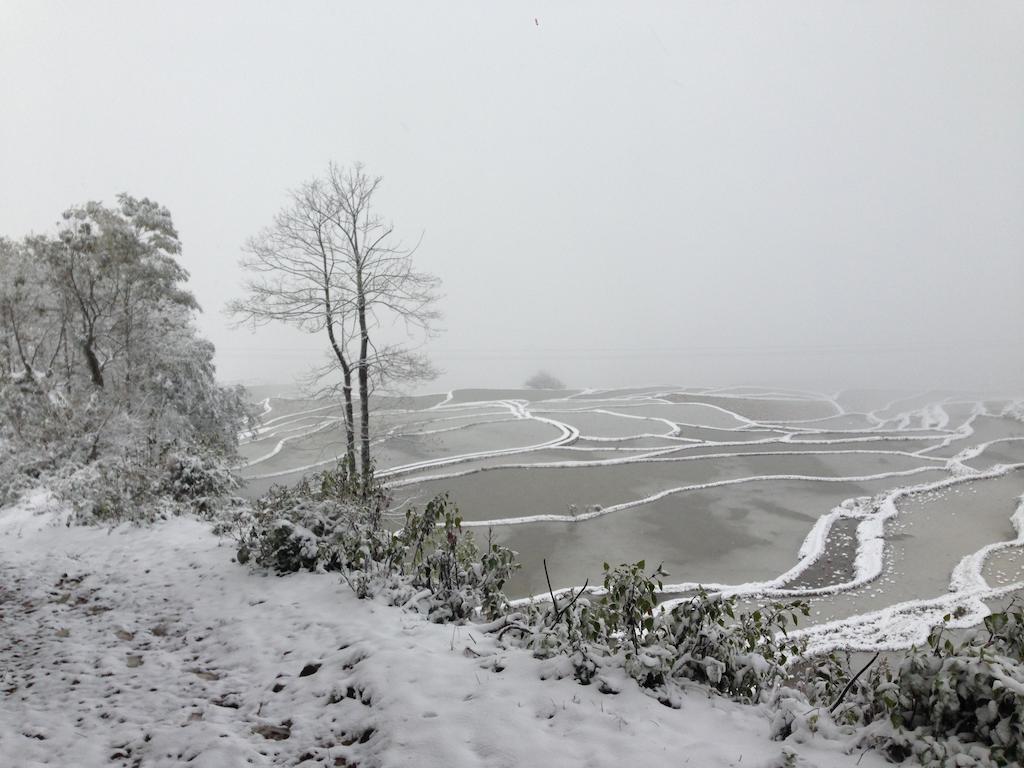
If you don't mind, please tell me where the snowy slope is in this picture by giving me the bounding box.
[0,493,886,768]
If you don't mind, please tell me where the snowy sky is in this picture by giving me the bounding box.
[2,1,1022,393]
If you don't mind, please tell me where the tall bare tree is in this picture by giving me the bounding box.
[228,178,360,476]
[229,163,440,492]
[322,164,440,490]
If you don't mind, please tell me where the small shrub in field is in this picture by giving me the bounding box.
[476,533,519,620]
[584,561,673,689]
[58,455,164,523]
[597,560,664,654]
[523,371,566,389]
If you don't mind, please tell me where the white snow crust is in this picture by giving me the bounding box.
[0,495,890,768]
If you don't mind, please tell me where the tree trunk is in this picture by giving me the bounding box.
[82,336,104,388]
[62,320,72,388]
[325,317,357,480]
[356,268,372,496]
[358,357,370,492]
[123,288,132,409]
[341,378,357,479]
[6,306,36,383]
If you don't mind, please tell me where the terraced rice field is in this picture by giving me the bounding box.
[238,385,1024,652]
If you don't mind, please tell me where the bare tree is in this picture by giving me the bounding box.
[229,163,441,491]
[321,164,440,490]
[227,178,360,476]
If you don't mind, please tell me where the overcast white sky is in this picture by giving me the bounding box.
[2,1,1022,393]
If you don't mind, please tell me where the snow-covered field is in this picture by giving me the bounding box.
[238,386,1024,652]
[0,491,889,768]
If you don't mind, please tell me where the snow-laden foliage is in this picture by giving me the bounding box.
[0,198,254,520]
[225,464,519,621]
[226,463,383,575]
[499,563,808,703]
[784,607,1024,766]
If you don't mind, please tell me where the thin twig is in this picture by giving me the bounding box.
[829,652,880,714]
[856,744,876,765]
[554,578,589,625]
[495,622,532,641]
[543,558,559,616]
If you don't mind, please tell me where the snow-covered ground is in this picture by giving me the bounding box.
[0,492,887,768]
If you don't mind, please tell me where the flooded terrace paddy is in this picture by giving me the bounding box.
[794,471,1024,625]
[483,475,948,601]
[396,452,936,524]
[239,386,1024,650]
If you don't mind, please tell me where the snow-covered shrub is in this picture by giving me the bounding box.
[797,607,1024,766]
[0,438,43,506]
[585,561,674,689]
[476,533,520,620]
[506,561,808,702]
[231,463,377,574]
[241,518,324,573]
[394,494,519,621]
[599,560,666,654]
[56,454,167,523]
[230,470,519,621]
[162,451,239,515]
[0,373,79,504]
[662,589,808,701]
[0,202,255,522]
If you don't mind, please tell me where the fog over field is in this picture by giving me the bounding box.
[2,1,1022,393]
[3,4,1024,767]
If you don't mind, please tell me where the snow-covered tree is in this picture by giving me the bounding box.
[0,196,253,517]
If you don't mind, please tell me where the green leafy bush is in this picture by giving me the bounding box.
[229,468,519,622]
[394,494,518,621]
[795,606,1024,766]
[507,560,808,702]
[662,589,808,701]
